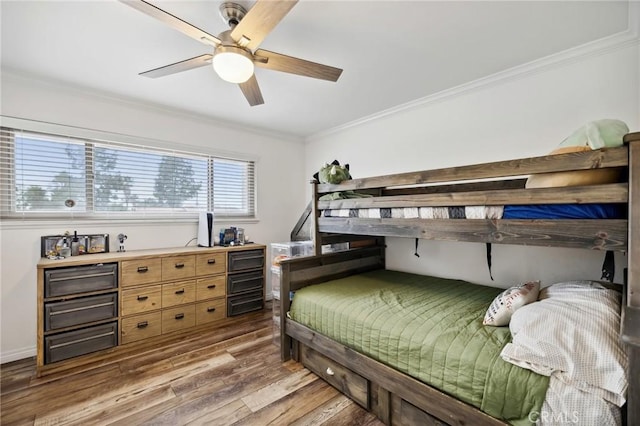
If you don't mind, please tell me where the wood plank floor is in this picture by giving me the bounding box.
[0,305,383,426]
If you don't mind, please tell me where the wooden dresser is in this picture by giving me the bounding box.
[36,244,266,376]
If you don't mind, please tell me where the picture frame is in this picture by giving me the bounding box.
[41,234,110,257]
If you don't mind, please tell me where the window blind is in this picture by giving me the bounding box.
[0,127,256,220]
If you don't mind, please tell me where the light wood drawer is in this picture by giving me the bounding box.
[121,258,162,287]
[162,305,196,334]
[161,255,195,281]
[195,276,226,301]
[300,344,369,409]
[195,253,226,277]
[121,285,161,316]
[162,280,196,308]
[196,299,226,325]
[121,312,162,344]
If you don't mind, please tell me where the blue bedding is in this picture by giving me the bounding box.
[502,203,625,219]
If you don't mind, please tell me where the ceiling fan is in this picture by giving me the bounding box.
[120,0,343,106]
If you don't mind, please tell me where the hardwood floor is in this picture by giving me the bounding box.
[0,305,383,426]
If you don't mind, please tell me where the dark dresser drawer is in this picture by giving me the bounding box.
[44,263,118,298]
[45,322,118,364]
[227,270,264,295]
[228,249,264,272]
[227,289,263,316]
[44,293,118,331]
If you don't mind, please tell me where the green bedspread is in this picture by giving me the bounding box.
[289,269,548,425]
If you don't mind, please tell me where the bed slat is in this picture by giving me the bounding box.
[319,183,628,209]
[318,218,627,250]
[318,146,627,193]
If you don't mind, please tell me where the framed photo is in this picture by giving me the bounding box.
[86,234,109,254]
[41,235,64,258]
[41,234,110,257]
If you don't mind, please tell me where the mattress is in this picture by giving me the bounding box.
[289,269,549,425]
[321,203,623,219]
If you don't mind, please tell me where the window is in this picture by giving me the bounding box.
[0,127,256,219]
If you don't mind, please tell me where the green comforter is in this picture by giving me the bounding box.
[289,269,548,425]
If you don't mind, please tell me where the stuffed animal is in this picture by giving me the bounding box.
[313,160,372,200]
[313,160,352,184]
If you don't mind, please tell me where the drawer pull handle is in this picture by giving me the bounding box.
[228,296,263,307]
[233,255,263,261]
[175,313,185,320]
[175,263,185,269]
[230,276,263,285]
[137,321,149,328]
[48,271,115,282]
[207,284,216,289]
[49,301,114,316]
[207,307,216,312]
[207,259,216,264]
[49,331,114,349]
[326,367,335,376]
[175,289,185,295]
[137,266,149,273]
[137,295,148,301]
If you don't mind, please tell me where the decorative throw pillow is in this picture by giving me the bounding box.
[557,119,629,150]
[483,281,540,326]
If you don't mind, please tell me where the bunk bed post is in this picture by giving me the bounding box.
[279,259,292,361]
[311,181,323,256]
[623,133,640,425]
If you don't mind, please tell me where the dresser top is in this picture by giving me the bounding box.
[37,244,266,269]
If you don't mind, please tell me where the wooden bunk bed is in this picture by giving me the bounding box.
[279,132,640,426]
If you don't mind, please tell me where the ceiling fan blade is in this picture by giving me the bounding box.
[140,54,213,78]
[230,0,298,51]
[120,0,220,47]
[239,75,264,107]
[254,49,342,82]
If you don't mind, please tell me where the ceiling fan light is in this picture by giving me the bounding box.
[212,46,254,84]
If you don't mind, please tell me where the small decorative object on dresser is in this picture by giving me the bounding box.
[41,233,109,258]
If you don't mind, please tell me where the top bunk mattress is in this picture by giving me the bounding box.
[289,269,549,425]
[321,203,625,220]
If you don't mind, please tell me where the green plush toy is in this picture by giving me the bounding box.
[313,160,372,200]
[314,160,352,184]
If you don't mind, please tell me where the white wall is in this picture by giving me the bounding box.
[0,73,309,362]
[306,43,639,289]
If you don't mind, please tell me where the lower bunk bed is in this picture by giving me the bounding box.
[279,250,628,425]
[279,132,639,425]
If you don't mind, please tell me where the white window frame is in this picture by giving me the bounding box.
[0,117,258,224]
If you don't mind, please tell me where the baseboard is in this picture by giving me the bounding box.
[1,346,36,364]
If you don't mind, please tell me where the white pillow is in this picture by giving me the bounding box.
[482,281,540,326]
[500,281,627,406]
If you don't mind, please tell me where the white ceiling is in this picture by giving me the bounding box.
[0,1,631,139]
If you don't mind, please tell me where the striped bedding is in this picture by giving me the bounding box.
[321,206,503,219]
[321,203,624,219]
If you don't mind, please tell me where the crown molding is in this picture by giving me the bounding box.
[307,3,640,143]
[0,69,303,144]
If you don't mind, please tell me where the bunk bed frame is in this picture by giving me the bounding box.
[280,132,640,425]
